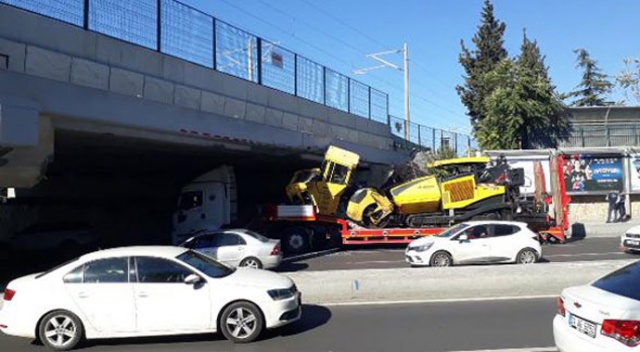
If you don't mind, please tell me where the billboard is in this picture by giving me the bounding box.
[632,154,640,193]
[563,154,623,194]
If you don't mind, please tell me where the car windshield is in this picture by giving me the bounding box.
[592,260,640,301]
[238,229,270,242]
[437,223,470,238]
[176,250,235,278]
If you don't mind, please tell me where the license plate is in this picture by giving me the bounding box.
[626,240,640,246]
[569,314,597,338]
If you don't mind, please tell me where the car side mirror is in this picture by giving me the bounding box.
[459,234,469,242]
[184,274,202,285]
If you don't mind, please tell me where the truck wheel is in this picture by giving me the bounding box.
[282,227,310,254]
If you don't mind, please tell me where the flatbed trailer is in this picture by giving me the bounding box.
[258,152,572,254]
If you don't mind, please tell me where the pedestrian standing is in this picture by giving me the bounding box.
[606,189,619,223]
[617,191,627,222]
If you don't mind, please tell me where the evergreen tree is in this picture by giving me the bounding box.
[457,0,508,130]
[476,33,569,149]
[566,49,614,106]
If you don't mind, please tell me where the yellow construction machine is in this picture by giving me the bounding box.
[285,146,359,216]
[287,145,541,229]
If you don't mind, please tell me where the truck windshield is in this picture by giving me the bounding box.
[437,223,470,238]
[176,250,235,278]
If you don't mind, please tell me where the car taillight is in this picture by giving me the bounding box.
[3,289,15,301]
[602,320,640,346]
[270,243,281,256]
[556,297,565,317]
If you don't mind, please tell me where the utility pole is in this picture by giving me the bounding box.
[355,43,410,140]
[403,43,410,141]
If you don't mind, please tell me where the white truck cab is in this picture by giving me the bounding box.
[171,165,237,245]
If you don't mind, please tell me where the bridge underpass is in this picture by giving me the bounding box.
[0,1,412,267]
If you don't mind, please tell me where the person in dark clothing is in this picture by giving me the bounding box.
[606,190,619,223]
[617,192,627,222]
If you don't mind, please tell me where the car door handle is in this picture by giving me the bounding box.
[137,292,148,298]
[78,292,89,299]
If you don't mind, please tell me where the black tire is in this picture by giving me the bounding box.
[38,310,84,351]
[516,248,538,264]
[282,227,310,255]
[219,301,264,343]
[430,251,453,267]
[239,257,263,269]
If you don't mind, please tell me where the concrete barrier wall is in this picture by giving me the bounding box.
[286,260,635,304]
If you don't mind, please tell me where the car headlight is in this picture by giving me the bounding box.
[268,286,296,300]
[409,243,433,252]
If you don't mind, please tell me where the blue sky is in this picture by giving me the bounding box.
[183,0,640,135]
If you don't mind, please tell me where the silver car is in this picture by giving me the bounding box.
[179,229,282,269]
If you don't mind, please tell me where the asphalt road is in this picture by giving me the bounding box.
[0,298,558,352]
[277,237,638,272]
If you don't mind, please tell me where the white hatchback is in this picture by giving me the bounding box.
[621,225,640,253]
[0,246,301,351]
[554,259,640,351]
[405,220,542,267]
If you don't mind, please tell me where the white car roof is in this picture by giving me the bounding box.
[459,220,529,227]
[81,246,188,261]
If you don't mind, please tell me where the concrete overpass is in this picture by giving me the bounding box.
[0,2,409,189]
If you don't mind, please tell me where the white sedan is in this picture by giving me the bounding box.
[554,259,640,351]
[179,229,282,269]
[0,246,301,351]
[405,220,542,267]
[621,225,640,253]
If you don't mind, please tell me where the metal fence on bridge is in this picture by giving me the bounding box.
[2,0,480,151]
[1,0,389,123]
[389,116,476,156]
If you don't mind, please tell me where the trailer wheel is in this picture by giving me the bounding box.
[282,227,310,255]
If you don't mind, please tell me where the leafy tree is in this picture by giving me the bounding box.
[566,49,614,106]
[617,57,640,103]
[476,33,569,149]
[457,0,508,130]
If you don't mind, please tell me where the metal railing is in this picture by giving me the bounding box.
[1,0,389,123]
[561,124,640,148]
[389,116,476,155]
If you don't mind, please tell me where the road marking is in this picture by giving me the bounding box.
[447,348,557,352]
[323,294,558,307]
[351,260,405,264]
[544,251,625,258]
[283,248,341,262]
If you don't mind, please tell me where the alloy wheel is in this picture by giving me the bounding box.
[225,308,257,339]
